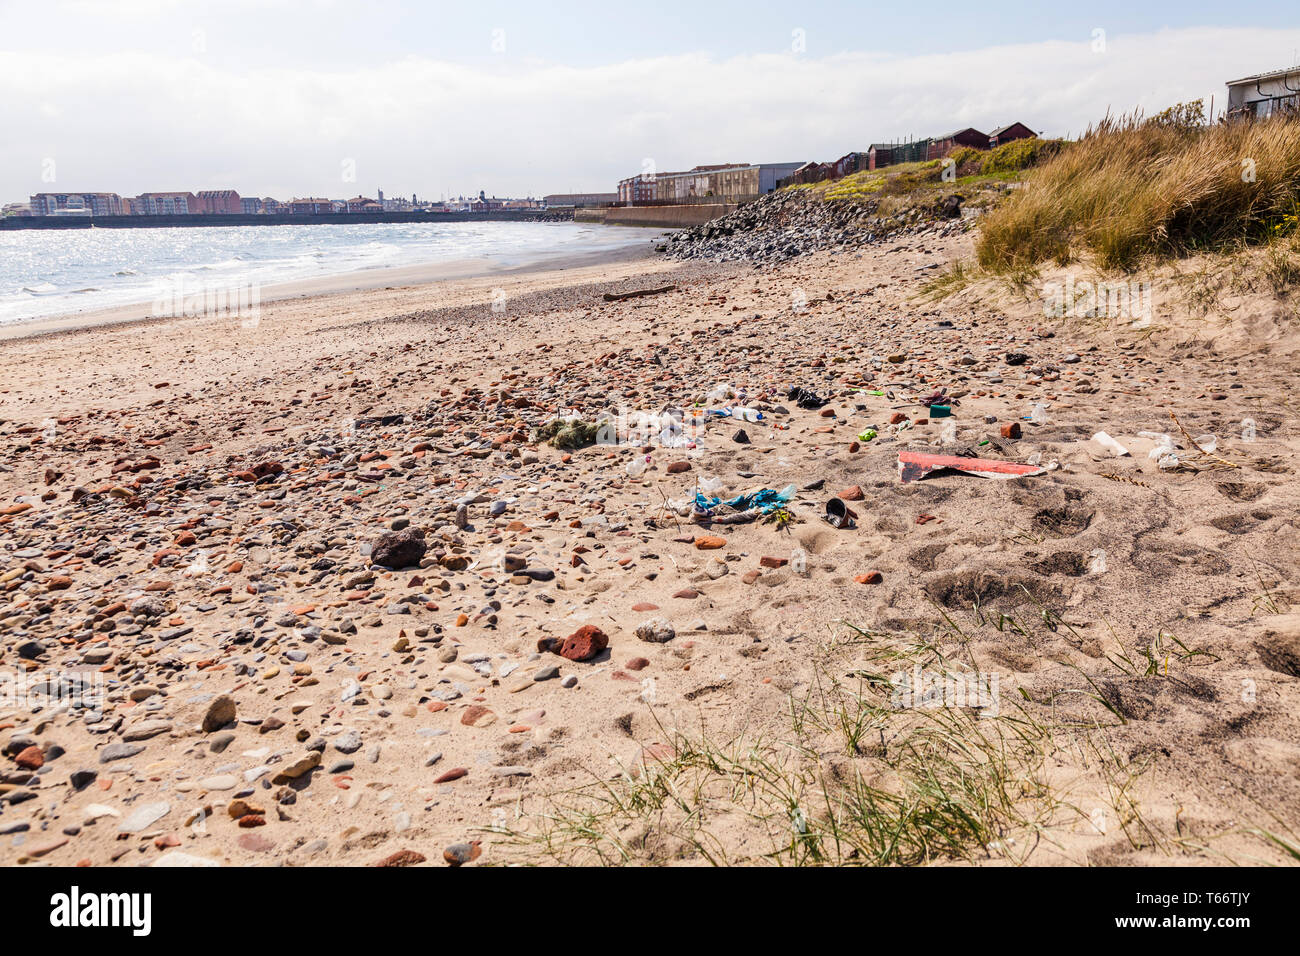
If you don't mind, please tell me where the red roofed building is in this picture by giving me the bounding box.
[195,189,242,214]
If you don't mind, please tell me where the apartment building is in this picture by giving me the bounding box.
[134,191,197,215]
[195,189,242,214]
[29,192,125,216]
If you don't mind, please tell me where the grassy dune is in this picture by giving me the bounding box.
[977,109,1300,272]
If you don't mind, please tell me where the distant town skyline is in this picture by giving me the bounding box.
[3,2,1300,203]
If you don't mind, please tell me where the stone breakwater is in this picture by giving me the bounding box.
[664,189,970,265]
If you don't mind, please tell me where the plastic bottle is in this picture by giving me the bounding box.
[940,421,957,443]
[1030,403,1049,425]
[734,407,764,423]
[626,456,649,478]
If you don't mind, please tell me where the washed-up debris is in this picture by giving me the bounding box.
[602,285,676,302]
[1092,431,1130,457]
[897,450,1047,483]
[787,386,826,409]
[825,497,858,529]
[692,486,795,524]
[533,417,601,449]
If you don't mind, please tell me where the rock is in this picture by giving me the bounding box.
[559,624,608,661]
[98,743,145,764]
[119,801,170,833]
[370,526,427,568]
[202,695,236,733]
[237,832,276,853]
[227,799,265,819]
[198,774,239,791]
[460,705,497,727]
[694,535,726,550]
[333,730,363,754]
[443,842,483,866]
[270,751,321,785]
[374,849,426,867]
[122,720,172,742]
[14,746,43,770]
[635,618,675,643]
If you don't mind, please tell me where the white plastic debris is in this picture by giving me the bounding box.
[1092,431,1130,457]
[1138,431,1179,469]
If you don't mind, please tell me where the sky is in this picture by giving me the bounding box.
[3,0,1300,203]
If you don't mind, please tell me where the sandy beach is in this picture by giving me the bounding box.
[2,225,1299,867]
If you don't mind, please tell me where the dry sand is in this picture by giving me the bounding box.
[1,231,1299,867]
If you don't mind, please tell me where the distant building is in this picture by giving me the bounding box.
[344,196,382,213]
[195,189,242,214]
[988,123,1036,147]
[618,174,662,203]
[1227,66,1300,120]
[646,163,802,202]
[240,196,263,215]
[784,161,834,186]
[543,192,618,207]
[926,128,989,161]
[868,140,932,170]
[30,192,125,216]
[2,202,32,217]
[135,191,197,215]
[288,197,333,215]
[261,197,287,215]
[832,152,869,177]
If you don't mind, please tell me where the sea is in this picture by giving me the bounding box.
[0,220,653,325]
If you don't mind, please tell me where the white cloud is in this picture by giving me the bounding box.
[2,25,1297,201]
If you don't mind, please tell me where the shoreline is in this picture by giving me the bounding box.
[0,226,668,343]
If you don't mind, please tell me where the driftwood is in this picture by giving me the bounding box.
[602,285,676,302]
